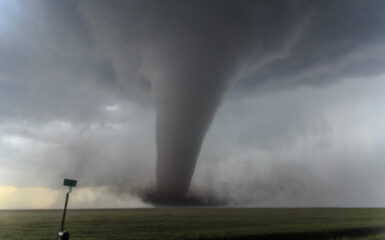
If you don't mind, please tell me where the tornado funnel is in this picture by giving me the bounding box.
[144,1,251,202]
[155,83,223,199]
[147,38,238,201]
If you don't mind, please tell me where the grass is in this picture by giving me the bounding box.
[0,208,385,240]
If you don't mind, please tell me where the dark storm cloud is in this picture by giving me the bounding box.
[238,1,385,92]
[0,0,148,124]
[1,0,385,206]
[2,0,385,122]
[0,0,96,122]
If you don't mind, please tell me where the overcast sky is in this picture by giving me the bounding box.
[1,0,385,208]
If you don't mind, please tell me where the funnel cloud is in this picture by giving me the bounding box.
[144,1,256,200]
[141,0,315,201]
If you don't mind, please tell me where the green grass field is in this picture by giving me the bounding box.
[1,208,385,240]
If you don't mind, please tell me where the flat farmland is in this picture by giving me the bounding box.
[1,208,385,240]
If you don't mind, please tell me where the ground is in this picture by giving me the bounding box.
[1,208,385,240]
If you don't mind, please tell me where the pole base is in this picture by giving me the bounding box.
[58,231,69,240]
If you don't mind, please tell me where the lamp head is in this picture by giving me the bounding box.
[63,179,77,193]
[63,179,77,187]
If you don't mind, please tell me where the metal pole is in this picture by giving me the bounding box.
[61,192,69,232]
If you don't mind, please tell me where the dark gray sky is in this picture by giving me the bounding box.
[0,0,385,208]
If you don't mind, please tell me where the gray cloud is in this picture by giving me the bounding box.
[2,0,385,122]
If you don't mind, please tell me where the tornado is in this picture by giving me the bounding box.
[143,1,253,202]
[151,45,236,201]
[82,0,308,204]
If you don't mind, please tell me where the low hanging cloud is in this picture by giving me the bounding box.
[0,0,385,207]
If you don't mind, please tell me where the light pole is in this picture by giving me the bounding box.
[58,178,77,240]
